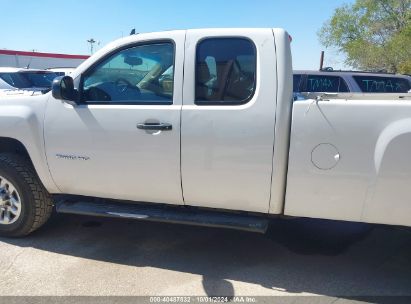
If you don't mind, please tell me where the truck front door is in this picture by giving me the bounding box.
[44,32,185,205]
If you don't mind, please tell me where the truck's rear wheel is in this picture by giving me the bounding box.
[0,154,53,237]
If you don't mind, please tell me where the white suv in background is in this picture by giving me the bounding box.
[46,67,75,76]
[0,67,58,95]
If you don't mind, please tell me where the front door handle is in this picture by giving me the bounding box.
[137,122,172,131]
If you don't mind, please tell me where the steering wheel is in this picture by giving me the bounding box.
[115,78,135,93]
[87,87,111,101]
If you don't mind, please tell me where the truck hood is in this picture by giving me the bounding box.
[0,88,48,97]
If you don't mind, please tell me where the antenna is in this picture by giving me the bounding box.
[87,38,97,54]
[26,49,36,69]
[26,59,32,69]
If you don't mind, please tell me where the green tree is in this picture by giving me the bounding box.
[319,0,411,74]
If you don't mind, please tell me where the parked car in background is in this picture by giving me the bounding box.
[294,70,411,93]
[0,67,58,94]
[46,67,75,76]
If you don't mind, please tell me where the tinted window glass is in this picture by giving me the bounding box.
[82,42,174,104]
[306,75,349,92]
[293,74,302,92]
[195,38,256,105]
[23,72,57,87]
[353,76,411,93]
[0,73,32,88]
[0,72,56,88]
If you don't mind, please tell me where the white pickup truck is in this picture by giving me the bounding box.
[1,28,411,237]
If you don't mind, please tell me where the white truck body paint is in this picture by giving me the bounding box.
[181,28,278,213]
[0,95,60,193]
[44,31,186,205]
[1,29,411,228]
[269,28,293,214]
[285,93,411,226]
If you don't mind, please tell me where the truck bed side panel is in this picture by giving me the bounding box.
[285,95,411,226]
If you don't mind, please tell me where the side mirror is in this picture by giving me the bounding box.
[52,76,77,105]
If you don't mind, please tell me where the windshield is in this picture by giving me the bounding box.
[0,72,58,89]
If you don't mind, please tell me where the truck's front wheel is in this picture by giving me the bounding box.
[0,154,53,237]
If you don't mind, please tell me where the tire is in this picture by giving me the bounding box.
[0,153,53,237]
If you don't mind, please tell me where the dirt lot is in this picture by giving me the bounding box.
[0,214,410,299]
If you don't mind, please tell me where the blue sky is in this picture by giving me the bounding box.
[1,0,353,70]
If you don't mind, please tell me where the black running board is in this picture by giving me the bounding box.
[55,200,269,233]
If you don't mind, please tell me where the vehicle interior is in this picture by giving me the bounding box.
[82,43,174,103]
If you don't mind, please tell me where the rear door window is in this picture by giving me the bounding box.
[195,38,256,105]
[306,75,349,92]
[353,76,411,93]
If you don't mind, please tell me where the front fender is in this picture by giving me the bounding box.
[0,95,59,193]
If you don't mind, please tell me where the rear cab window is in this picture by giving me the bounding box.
[353,76,411,93]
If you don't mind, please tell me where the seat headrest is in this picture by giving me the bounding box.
[197,62,211,84]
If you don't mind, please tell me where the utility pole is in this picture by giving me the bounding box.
[87,38,96,54]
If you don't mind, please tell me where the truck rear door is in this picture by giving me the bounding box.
[181,29,278,213]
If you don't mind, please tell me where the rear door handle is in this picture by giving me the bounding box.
[137,123,172,131]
